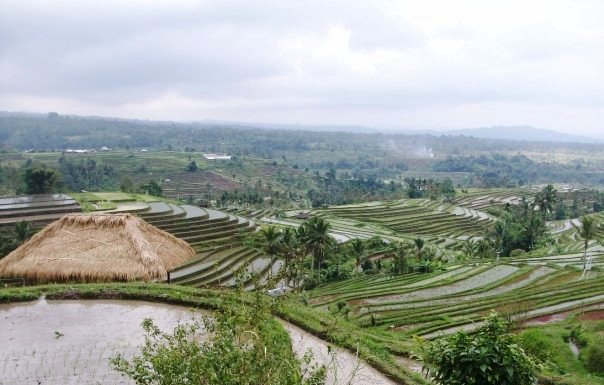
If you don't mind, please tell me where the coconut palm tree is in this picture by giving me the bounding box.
[523,214,545,250]
[414,238,425,260]
[279,227,296,285]
[462,239,476,259]
[349,238,366,274]
[534,184,557,220]
[260,225,281,257]
[12,221,31,245]
[487,221,508,257]
[476,238,494,259]
[387,241,409,275]
[573,215,595,271]
[303,216,333,280]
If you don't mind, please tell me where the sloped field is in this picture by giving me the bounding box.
[310,262,604,339]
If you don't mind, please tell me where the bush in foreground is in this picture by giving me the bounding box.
[111,291,326,385]
[416,312,539,385]
[585,343,604,375]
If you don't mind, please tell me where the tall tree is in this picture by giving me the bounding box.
[279,227,296,285]
[388,241,409,275]
[260,225,281,257]
[522,213,545,250]
[414,238,425,260]
[292,224,311,288]
[573,215,596,270]
[349,238,366,274]
[534,184,557,219]
[302,216,333,280]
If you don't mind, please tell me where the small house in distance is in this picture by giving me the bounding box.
[203,153,232,160]
[0,214,195,283]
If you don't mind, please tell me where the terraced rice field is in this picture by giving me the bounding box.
[453,189,530,211]
[310,261,604,342]
[546,212,604,259]
[0,194,81,227]
[291,199,496,258]
[161,170,240,201]
[315,199,492,238]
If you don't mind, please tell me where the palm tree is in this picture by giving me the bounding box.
[462,239,476,259]
[13,221,31,245]
[414,238,425,260]
[349,238,366,274]
[487,221,508,257]
[303,216,333,280]
[476,238,494,259]
[279,227,296,285]
[573,215,596,271]
[260,225,281,257]
[522,214,545,250]
[387,241,409,275]
[534,184,557,220]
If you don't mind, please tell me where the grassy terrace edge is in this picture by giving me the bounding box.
[0,283,427,385]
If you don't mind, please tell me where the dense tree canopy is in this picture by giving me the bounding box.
[22,167,59,194]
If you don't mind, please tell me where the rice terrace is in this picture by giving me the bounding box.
[1,138,604,385]
[2,2,604,383]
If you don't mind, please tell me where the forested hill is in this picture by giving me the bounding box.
[2,112,604,159]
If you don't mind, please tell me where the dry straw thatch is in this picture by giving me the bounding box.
[0,214,196,283]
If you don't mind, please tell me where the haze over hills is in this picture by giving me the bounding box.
[442,125,600,144]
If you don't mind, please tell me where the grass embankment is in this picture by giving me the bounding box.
[518,316,604,385]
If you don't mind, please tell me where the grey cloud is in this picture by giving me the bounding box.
[0,0,603,135]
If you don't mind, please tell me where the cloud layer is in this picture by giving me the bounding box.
[1,0,603,135]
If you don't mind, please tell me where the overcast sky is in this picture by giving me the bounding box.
[1,0,603,136]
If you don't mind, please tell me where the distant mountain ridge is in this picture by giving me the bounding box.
[443,125,599,143]
[0,111,598,143]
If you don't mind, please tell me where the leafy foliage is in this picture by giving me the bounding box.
[0,221,33,258]
[485,193,550,257]
[138,180,163,197]
[573,215,596,270]
[111,291,326,385]
[22,167,59,194]
[417,312,539,385]
[585,343,604,375]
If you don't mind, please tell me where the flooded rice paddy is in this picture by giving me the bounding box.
[0,299,200,385]
[0,299,394,385]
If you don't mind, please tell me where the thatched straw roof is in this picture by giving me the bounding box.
[0,214,196,283]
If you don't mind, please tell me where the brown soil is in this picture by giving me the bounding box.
[524,312,570,325]
[577,310,604,321]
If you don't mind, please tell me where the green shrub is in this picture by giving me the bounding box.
[585,343,604,374]
[417,312,540,385]
[517,329,555,366]
[567,325,588,348]
[111,291,326,385]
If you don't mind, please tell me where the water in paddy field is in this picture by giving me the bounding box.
[0,299,395,385]
[0,299,202,385]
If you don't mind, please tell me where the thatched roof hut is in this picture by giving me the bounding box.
[0,214,196,283]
